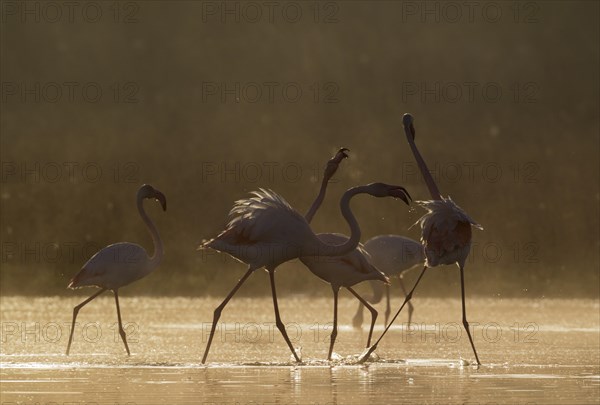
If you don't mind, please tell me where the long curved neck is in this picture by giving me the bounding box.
[405,131,442,200]
[304,174,330,224]
[137,197,163,267]
[311,186,365,257]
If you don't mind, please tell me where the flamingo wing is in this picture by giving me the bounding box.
[414,197,482,266]
[206,189,305,244]
[201,189,313,266]
[68,242,149,290]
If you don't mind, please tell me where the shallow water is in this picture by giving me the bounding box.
[1,296,598,404]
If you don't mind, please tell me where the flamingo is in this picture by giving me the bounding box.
[359,113,483,365]
[299,149,410,360]
[199,180,411,364]
[65,184,167,356]
[351,235,425,329]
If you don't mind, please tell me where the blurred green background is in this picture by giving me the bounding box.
[1,1,598,297]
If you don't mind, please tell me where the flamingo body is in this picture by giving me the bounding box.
[201,189,321,270]
[352,235,424,328]
[300,233,389,290]
[363,235,424,275]
[69,242,152,290]
[415,197,482,268]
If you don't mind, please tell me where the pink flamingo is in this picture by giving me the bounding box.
[66,184,166,355]
[360,113,483,365]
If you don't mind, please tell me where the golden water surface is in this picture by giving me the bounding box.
[1,296,598,404]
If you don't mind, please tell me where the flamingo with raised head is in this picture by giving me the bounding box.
[299,148,410,360]
[66,184,167,356]
[360,113,483,365]
[199,179,411,364]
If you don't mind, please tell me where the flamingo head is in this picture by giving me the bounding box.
[138,184,167,211]
[323,147,349,180]
[364,183,412,205]
[403,113,415,141]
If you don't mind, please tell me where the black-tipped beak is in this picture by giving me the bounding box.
[333,147,350,162]
[155,191,167,211]
[403,113,415,140]
[391,186,411,205]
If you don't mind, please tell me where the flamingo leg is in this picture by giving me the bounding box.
[202,266,255,364]
[397,276,414,327]
[356,278,386,329]
[347,287,378,347]
[384,284,391,326]
[460,266,481,365]
[66,288,107,355]
[113,290,131,356]
[327,287,340,360]
[351,301,364,329]
[359,265,428,363]
[268,269,301,363]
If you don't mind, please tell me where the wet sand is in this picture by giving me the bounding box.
[1,296,598,404]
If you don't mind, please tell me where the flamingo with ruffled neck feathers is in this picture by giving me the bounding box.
[199,175,411,364]
[65,184,166,356]
[360,113,483,365]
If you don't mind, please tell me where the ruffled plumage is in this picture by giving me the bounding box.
[202,189,303,244]
[414,196,482,267]
[200,189,313,268]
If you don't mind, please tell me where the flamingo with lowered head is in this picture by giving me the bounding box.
[198,176,411,364]
[299,148,410,360]
[352,234,425,329]
[66,184,167,356]
[359,113,483,365]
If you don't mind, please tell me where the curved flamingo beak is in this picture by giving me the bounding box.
[332,147,350,163]
[390,186,412,205]
[403,113,415,140]
[154,191,167,211]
